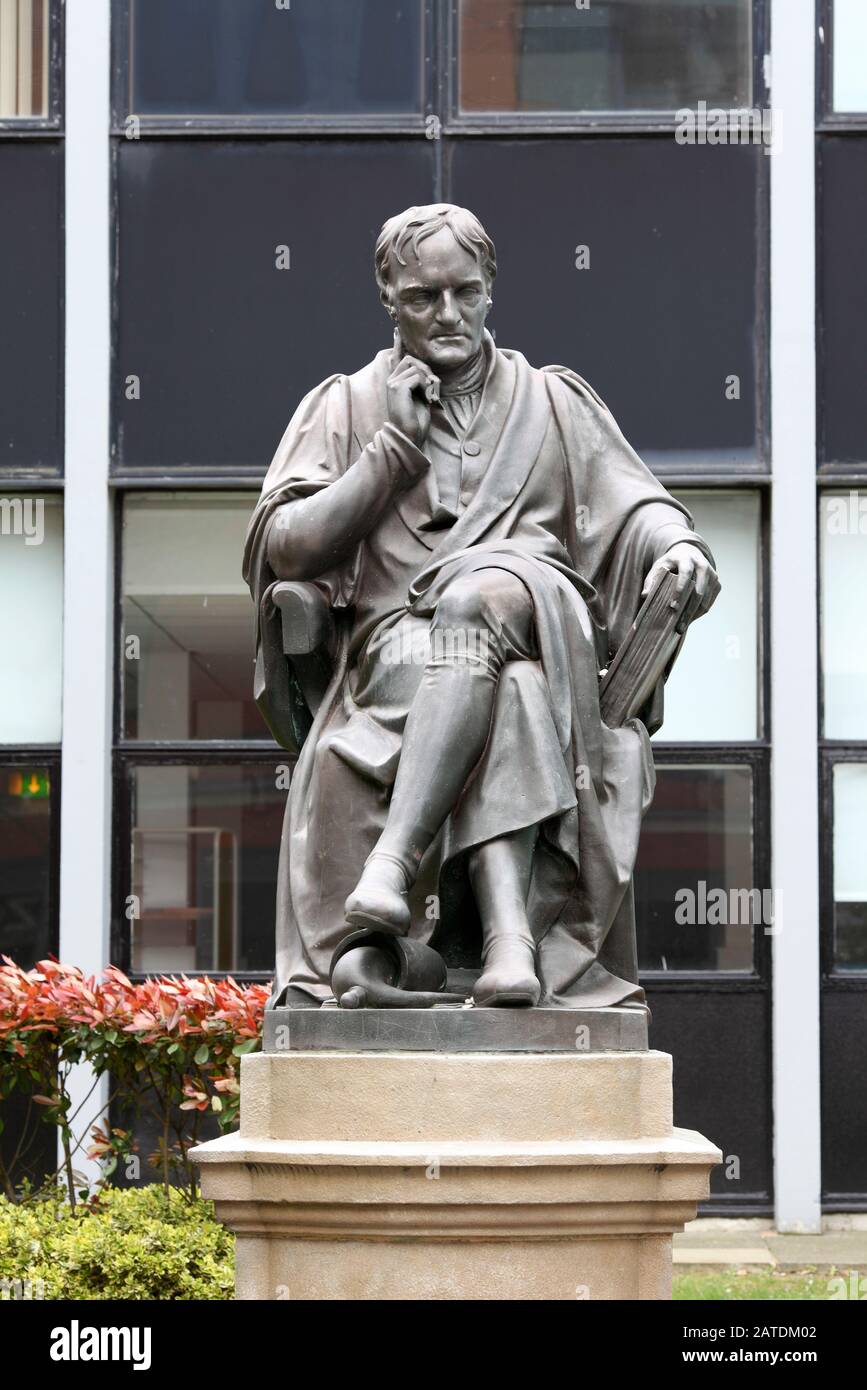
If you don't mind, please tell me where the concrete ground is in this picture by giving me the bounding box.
[674,1217,867,1267]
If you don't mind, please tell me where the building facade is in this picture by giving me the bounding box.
[0,0,864,1227]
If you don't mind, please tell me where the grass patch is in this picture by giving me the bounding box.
[674,1266,864,1300]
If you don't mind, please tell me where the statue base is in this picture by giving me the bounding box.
[263,1002,649,1053]
[193,1049,720,1301]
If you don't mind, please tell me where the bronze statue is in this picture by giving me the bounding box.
[243,204,720,1012]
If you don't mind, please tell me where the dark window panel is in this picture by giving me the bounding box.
[126,0,424,118]
[0,763,55,967]
[449,138,760,467]
[128,762,285,976]
[635,765,756,972]
[114,140,436,472]
[820,136,867,467]
[822,990,867,1200]
[647,988,771,1208]
[0,141,63,472]
[459,0,753,115]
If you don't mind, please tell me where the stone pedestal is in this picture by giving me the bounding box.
[193,1048,720,1301]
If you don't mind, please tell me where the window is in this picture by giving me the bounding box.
[831,0,867,114]
[821,491,867,739]
[116,493,282,977]
[121,494,258,740]
[450,138,763,470]
[0,494,63,742]
[0,0,49,118]
[119,0,425,122]
[114,140,436,473]
[658,491,761,741]
[457,0,753,115]
[0,757,57,964]
[635,762,758,972]
[831,763,867,971]
[818,138,867,468]
[0,141,63,473]
[124,762,285,975]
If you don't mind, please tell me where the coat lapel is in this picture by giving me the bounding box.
[412,344,551,579]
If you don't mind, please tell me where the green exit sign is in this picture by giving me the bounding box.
[7,771,50,800]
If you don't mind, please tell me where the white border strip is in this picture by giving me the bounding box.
[60,0,113,1179]
[770,0,822,1231]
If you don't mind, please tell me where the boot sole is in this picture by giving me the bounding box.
[345,907,408,935]
[472,989,540,1008]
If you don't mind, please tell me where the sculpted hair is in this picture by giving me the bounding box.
[374,203,497,302]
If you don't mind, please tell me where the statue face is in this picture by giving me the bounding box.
[388,227,489,372]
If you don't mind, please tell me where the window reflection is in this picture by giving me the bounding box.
[121,494,261,741]
[129,0,424,118]
[0,0,49,118]
[459,0,752,114]
[129,763,284,975]
[832,764,867,972]
[0,765,53,967]
[635,764,755,972]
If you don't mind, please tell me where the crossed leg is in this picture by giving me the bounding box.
[344,567,542,1005]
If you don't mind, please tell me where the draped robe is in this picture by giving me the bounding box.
[243,332,713,1007]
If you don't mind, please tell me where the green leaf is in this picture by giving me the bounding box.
[194,1045,209,1066]
[167,1043,180,1055]
[231,1040,258,1057]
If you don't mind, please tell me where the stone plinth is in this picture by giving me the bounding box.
[263,1003,649,1053]
[192,1049,720,1301]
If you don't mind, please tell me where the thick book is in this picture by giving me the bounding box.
[598,570,696,728]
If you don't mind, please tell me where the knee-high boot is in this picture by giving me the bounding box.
[470,827,541,1007]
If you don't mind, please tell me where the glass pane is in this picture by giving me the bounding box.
[833,764,867,971]
[821,492,867,739]
[459,0,752,114]
[0,142,62,471]
[655,491,759,740]
[122,494,260,741]
[833,0,867,112]
[635,764,756,972]
[451,138,759,467]
[115,140,435,471]
[129,0,423,117]
[0,764,53,966]
[0,495,62,742]
[820,138,867,466]
[129,763,284,975]
[0,0,49,118]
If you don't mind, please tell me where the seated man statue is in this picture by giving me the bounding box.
[243,203,720,1011]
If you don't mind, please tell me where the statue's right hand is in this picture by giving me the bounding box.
[386,356,438,449]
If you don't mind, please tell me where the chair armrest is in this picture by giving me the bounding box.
[272,581,333,655]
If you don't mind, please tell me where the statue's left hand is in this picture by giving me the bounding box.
[642,542,721,620]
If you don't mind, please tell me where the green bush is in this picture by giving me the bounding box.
[0,1187,234,1300]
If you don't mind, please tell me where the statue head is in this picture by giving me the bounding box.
[374,203,497,372]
